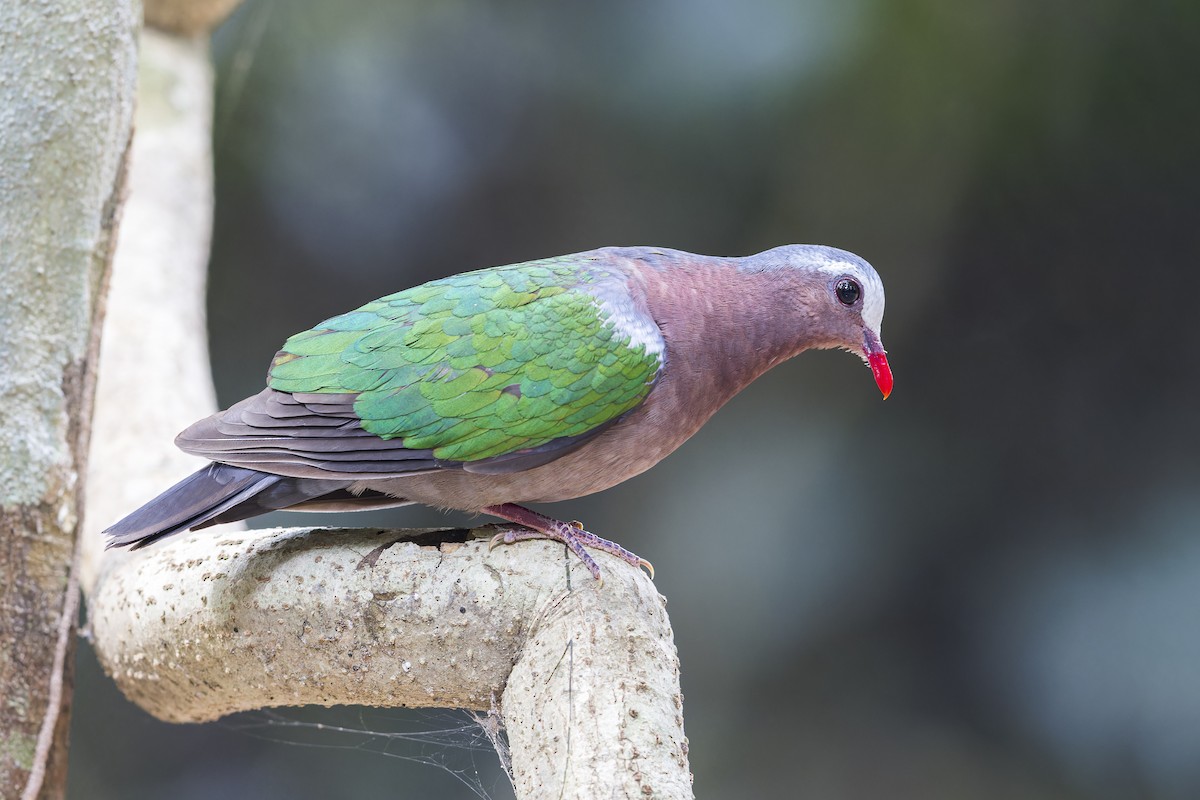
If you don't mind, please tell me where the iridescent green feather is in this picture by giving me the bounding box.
[268,257,661,463]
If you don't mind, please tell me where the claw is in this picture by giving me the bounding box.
[480,504,655,583]
[639,558,655,581]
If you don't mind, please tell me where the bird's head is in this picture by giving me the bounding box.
[749,245,893,399]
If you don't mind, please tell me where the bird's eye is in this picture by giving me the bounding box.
[835,278,861,306]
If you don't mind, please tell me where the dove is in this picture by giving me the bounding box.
[104,245,891,579]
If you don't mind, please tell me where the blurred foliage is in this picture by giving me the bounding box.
[72,0,1200,798]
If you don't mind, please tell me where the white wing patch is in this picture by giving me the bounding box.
[588,283,667,361]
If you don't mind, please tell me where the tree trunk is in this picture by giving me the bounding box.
[0,2,139,798]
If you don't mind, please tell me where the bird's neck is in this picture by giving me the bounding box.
[632,257,823,398]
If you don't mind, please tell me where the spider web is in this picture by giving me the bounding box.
[221,706,514,800]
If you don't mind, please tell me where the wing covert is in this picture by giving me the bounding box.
[265,257,663,467]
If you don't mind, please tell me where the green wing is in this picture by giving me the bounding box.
[267,257,662,464]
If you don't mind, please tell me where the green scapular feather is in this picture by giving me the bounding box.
[267,256,662,462]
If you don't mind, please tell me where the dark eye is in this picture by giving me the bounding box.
[835,278,861,306]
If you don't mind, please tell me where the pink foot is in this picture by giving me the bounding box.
[481,503,654,582]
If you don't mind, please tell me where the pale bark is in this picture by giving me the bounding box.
[81,28,226,598]
[144,0,242,37]
[90,528,693,799]
[0,2,139,798]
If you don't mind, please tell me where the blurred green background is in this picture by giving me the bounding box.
[70,0,1200,797]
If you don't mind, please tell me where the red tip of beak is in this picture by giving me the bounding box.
[867,351,893,399]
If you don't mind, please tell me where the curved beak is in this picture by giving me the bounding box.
[864,331,893,399]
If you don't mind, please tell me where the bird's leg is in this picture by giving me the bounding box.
[481,503,654,582]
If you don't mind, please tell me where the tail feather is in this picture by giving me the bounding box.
[104,463,407,550]
[104,464,286,549]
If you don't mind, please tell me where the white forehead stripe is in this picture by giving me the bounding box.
[861,277,885,335]
[743,245,887,335]
[810,250,886,335]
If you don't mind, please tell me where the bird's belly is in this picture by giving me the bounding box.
[359,390,715,512]
[361,433,673,510]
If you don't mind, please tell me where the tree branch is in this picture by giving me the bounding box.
[81,27,227,598]
[144,0,242,37]
[90,527,694,798]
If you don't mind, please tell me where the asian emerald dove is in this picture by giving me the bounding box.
[105,245,892,579]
